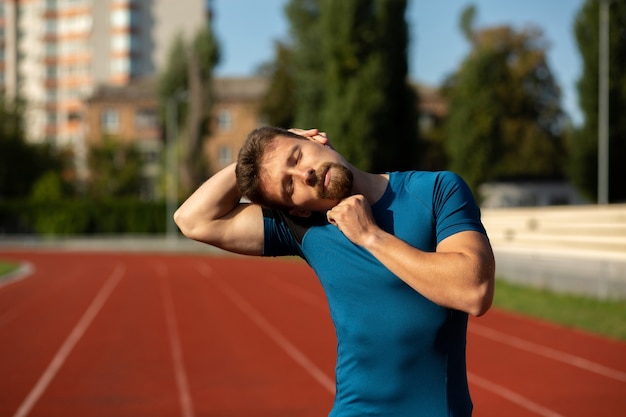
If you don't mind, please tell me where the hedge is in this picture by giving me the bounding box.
[0,199,169,235]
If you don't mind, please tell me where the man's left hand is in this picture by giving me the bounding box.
[326,195,379,246]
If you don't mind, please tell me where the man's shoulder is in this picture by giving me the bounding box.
[391,170,460,180]
[389,170,453,188]
[263,208,326,244]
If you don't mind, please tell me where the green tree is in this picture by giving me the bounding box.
[571,0,626,202]
[282,0,417,172]
[0,97,64,198]
[185,25,220,188]
[445,11,566,193]
[158,34,189,104]
[158,23,220,195]
[365,0,418,172]
[30,171,64,201]
[259,41,297,128]
[322,0,417,171]
[417,84,448,172]
[319,0,383,170]
[87,138,143,199]
[285,0,325,129]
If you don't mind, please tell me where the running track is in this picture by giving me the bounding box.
[0,250,624,417]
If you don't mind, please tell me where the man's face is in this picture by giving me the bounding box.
[259,135,353,214]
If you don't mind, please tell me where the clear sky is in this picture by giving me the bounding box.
[211,0,586,125]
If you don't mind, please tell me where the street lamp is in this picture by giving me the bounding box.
[165,91,187,243]
[597,0,610,204]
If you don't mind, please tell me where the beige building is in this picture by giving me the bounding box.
[85,76,268,199]
[85,78,160,146]
[206,77,268,173]
[84,76,449,200]
[85,77,161,199]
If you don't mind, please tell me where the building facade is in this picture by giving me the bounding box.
[85,77,268,200]
[85,77,161,198]
[84,76,452,201]
[207,77,268,173]
[0,0,207,150]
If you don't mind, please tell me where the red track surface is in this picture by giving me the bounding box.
[1,251,624,417]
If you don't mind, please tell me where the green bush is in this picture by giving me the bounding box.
[0,199,168,235]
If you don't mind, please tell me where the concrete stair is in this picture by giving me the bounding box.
[480,204,626,299]
[481,204,626,258]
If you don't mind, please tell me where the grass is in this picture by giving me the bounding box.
[493,278,626,341]
[0,260,19,277]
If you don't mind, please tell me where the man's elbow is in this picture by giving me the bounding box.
[469,287,493,317]
[173,208,197,240]
[468,273,495,317]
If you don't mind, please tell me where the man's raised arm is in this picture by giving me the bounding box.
[174,162,264,255]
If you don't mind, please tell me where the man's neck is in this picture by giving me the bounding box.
[351,168,389,205]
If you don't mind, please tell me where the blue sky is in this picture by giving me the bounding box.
[211,0,585,125]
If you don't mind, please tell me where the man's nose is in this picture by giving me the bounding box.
[297,168,316,186]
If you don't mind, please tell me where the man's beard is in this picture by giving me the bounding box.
[316,162,353,200]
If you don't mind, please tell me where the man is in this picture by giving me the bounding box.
[175,126,495,417]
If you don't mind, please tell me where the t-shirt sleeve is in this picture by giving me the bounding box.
[433,171,486,244]
[262,208,304,257]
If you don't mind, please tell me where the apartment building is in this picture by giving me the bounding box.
[0,0,207,151]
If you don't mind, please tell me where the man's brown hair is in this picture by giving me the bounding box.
[235,126,303,209]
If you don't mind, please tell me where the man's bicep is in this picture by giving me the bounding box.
[437,230,495,278]
[437,230,492,256]
[200,203,265,256]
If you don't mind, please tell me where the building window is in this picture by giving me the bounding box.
[111,33,130,52]
[68,111,81,122]
[101,109,120,133]
[46,66,58,79]
[110,57,130,75]
[47,112,57,124]
[135,108,156,129]
[218,146,232,167]
[111,8,131,28]
[217,109,232,131]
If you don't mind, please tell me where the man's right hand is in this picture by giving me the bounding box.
[289,128,333,149]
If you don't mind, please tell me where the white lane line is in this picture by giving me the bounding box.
[157,265,195,417]
[470,323,626,383]
[12,265,125,417]
[197,264,335,394]
[468,372,566,417]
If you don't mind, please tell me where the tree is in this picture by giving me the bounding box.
[87,138,143,199]
[258,41,297,128]
[281,0,418,172]
[365,0,418,172]
[0,97,64,199]
[285,0,325,129]
[185,25,220,189]
[445,8,566,193]
[571,0,626,202]
[158,23,220,195]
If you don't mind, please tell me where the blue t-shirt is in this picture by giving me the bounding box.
[262,171,486,417]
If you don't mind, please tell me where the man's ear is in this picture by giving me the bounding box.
[288,208,312,218]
